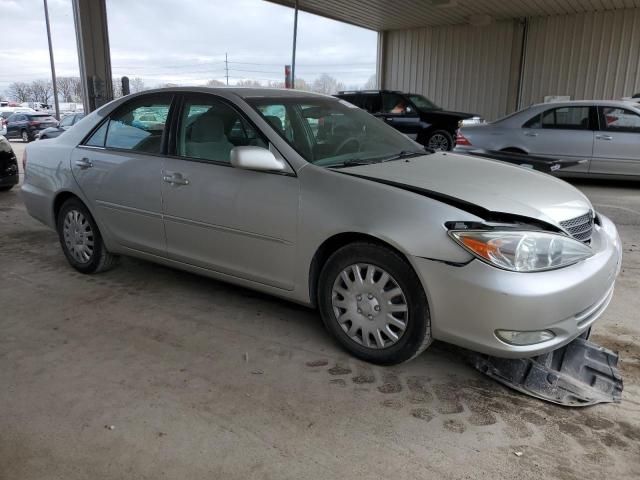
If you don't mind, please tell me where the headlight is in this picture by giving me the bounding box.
[449,230,593,272]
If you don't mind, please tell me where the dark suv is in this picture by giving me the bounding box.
[5,112,58,142]
[334,90,482,151]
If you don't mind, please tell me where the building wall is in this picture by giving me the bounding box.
[380,8,640,120]
[381,21,523,120]
[520,9,640,106]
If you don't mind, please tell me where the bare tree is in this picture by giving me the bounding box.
[311,74,345,95]
[30,80,53,105]
[6,82,32,102]
[363,74,377,90]
[129,77,146,94]
[56,77,82,102]
[206,79,226,87]
[235,79,263,87]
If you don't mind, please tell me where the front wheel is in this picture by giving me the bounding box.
[318,242,432,365]
[423,130,453,151]
[56,198,119,274]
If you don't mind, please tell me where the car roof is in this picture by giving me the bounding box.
[528,99,640,108]
[125,86,335,100]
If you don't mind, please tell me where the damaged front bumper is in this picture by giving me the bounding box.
[471,336,623,406]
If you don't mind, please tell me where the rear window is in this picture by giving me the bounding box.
[28,114,54,120]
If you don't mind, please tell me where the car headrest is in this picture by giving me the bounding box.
[192,114,225,142]
[264,115,283,132]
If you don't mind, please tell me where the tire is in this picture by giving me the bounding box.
[500,147,527,155]
[21,129,31,142]
[56,197,119,274]
[318,242,432,365]
[423,129,453,151]
[0,185,14,192]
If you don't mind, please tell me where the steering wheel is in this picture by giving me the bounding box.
[334,136,361,156]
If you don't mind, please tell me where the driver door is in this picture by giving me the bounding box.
[161,94,299,290]
[379,92,421,139]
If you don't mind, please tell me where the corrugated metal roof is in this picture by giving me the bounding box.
[267,0,640,30]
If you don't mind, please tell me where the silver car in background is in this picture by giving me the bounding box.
[455,100,640,179]
[21,88,622,365]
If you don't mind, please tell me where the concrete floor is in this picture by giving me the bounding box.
[1,140,639,479]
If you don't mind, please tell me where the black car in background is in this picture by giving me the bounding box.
[334,90,482,151]
[5,112,58,142]
[38,112,84,140]
[0,136,19,192]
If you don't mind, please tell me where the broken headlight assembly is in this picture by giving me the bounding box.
[448,230,593,272]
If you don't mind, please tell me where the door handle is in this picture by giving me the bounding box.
[75,158,93,169]
[163,173,190,186]
[596,134,613,141]
[524,131,538,137]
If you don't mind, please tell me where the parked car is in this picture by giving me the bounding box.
[5,112,58,142]
[0,135,19,191]
[38,113,84,140]
[455,100,640,179]
[334,89,483,151]
[22,87,621,365]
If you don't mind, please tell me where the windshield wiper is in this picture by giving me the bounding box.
[329,159,379,169]
[379,150,427,162]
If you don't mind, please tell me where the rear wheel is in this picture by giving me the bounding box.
[0,186,13,192]
[56,198,119,274]
[318,242,432,365]
[21,129,30,142]
[423,130,453,151]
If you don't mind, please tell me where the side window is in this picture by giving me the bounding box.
[382,93,407,114]
[541,106,590,130]
[104,95,172,153]
[601,107,640,133]
[59,116,74,127]
[177,95,267,163]
[85,121,109,147]
[361,94,382,113]
[257,104,294,141]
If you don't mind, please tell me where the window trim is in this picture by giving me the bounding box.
[522,105,594,131]
[79,92,176,154]
[170,92,296,176]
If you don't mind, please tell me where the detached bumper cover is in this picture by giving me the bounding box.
[471,337,623,406]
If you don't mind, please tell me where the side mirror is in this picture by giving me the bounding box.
[230,146,286,172]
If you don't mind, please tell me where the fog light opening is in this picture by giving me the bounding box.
[495,329,556,346]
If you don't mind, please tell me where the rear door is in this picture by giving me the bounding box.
[518,105,594,173]
[71,93,174,255]
[591,106,640,176]
[7,114,25,138]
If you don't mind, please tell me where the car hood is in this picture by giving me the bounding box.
[341,152,592,226]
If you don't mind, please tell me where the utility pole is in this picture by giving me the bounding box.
[43,0,60,119]
[225,53,229,86]
[291,0,298,88]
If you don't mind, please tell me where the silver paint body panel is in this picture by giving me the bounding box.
[21,88,622,358]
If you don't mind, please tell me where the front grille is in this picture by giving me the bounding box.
[560,212,594,243]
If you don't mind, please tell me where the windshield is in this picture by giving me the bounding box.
[407,94,440,110]
[247,97,425,167]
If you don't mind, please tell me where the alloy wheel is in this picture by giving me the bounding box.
[331,263,408,349]
[427,133,450,151]
[21,130,29,142]
[63,210,95,263]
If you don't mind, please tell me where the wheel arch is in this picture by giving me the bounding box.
[53,190,82,222]
[308,231,416,308]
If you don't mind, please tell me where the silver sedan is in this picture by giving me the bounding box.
[21,88,622,365]
[455,100,640,179]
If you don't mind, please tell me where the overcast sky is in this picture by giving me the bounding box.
[0,0,377,94]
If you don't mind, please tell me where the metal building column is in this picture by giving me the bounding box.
[72,0,113,113]
[376,31,386,89]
